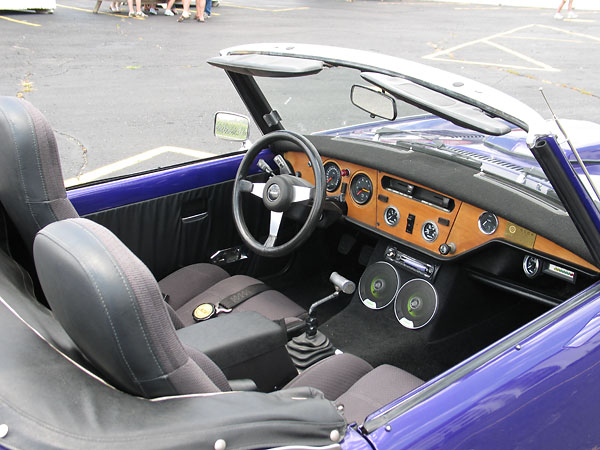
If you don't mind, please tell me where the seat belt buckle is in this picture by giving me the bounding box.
[192,303,232,322]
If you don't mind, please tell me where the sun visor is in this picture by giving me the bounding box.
[208,54,324,77]
[361,72,511,136]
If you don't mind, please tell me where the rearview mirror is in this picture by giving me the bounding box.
[214,112,250,141]
[351,85,397,121]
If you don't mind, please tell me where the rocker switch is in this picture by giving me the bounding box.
[406,214,415,234]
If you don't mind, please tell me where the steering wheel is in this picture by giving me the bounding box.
[232,130,325,257]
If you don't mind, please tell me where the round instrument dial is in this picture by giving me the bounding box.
[384,206,400,227]
[324,162,342,192]
[478,211,499,235]
[421,220,439,242]
[350,173,373,205]
[523,255,541,278]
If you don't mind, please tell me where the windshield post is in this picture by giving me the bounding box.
[532,135,600,266]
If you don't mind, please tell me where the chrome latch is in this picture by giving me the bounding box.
[210,246,248,266]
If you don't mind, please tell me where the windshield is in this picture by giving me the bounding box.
[256,66,567,201]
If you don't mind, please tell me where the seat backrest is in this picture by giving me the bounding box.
[33,217,223,398]
[0,97,78,253]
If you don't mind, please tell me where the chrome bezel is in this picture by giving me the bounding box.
[421,220,439,242]
[383,206,400,227]
[350,172,373,205]
[523,255,541,278]
[324,161,342,192]
[358,261,400,310]
[394,278,439,329]
[478,211,499,235]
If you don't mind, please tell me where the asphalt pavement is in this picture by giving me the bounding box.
[1,0,599,185]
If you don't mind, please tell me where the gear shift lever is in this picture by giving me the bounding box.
[305,272,355,338]
[287,272,355,369]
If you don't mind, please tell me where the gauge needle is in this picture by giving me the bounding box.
[327,177,333,182]
[360,189,370,194]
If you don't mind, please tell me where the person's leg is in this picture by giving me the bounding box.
[204,0,211,17]
[556,0,566,13]
[136,0,142,13]
[127,0,134,14]
[195,0,206,19]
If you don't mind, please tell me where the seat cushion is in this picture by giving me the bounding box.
[336,364,424,424]
[159,263,230,310]
[172,273,307,328]
[285,353,424,425]
[284,353,373,401]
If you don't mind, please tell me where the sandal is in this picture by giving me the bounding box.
[128,11,135,16]
[135,11,148,17]
[177,12,190,21]
[194,15,204,22]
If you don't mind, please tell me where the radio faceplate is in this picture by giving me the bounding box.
[384,245,438,280]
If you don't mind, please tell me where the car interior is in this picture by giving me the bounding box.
[0,49,599,447]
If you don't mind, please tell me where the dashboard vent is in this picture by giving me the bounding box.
[382,176,455,212]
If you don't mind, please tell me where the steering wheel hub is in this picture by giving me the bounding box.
[264,176,293,212]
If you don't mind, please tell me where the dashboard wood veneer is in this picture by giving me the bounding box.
[283,151,599,273]
[376,171,461,254]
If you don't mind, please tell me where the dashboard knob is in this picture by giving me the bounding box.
[439,242,456,255]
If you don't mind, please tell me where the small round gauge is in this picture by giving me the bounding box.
[478,211,499,235]
[350,173,373,205]
[384,206,400,227]
[421,220,439,242]
[523,255,541,278]
[324,162,342,192]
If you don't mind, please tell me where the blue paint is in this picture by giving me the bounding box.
[67,150,273,215]
[358,282,600,450]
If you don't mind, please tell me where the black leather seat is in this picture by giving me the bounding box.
[0,96,305,328]
[33,218,424,424]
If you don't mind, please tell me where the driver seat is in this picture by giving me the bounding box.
[0,96,306,328]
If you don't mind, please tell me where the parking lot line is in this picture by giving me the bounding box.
[423,24,560,72]
[64,146,213,187]
[0,16,41,27]
[56,3,145,18]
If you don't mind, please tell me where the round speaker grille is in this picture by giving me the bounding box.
[394,278,438,329]
[358,261,400,310]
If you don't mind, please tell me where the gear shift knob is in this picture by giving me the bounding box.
[330,272,356,295]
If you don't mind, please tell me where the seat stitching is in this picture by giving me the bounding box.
[36,232,145,395]
[0,104,43,229]
[72,222,165,376]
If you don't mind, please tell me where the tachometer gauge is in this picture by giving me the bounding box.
[478,211,499,235]
[350,173,373,205]
[421,220,439,242]
[523,255,541,278]
[384,206,400,227]
[324,162,342,192]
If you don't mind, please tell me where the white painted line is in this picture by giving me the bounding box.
[64,146,214,187]
[423,24,534,59]
[482,40,559,71]
[502,35,584,43]
[536,24,600,43]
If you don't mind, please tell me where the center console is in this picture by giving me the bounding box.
[177,311,298,392]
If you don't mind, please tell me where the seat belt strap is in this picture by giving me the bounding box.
[219,283,272,310]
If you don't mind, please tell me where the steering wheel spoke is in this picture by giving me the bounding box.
[291,185,313,203]
[239,180,266,198]
[264,211,283,248]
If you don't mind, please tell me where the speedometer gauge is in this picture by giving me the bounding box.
[324,162,341,192]
[350,173,373,205]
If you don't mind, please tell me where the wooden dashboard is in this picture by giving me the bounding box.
[284,152,598,273]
